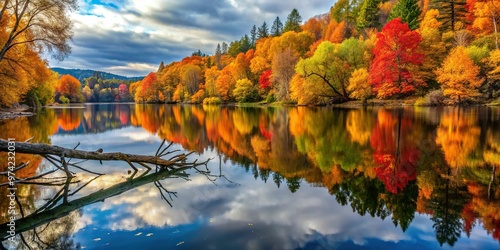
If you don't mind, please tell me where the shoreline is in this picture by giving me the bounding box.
[2,99,499,120]
[0,111,35,120]
[0,104,35,120]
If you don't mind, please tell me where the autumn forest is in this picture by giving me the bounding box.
[124,4,500,106]
[2,0,500,107]
[3,1,500,248]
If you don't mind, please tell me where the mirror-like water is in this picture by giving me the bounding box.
[1,104,500,249]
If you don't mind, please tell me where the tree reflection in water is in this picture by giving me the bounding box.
[0,161,217,249]
[1,104,499,248]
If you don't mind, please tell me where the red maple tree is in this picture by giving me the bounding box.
[259,69,272,89]
[370,18,425,99]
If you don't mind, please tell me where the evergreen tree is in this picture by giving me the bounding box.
[206,57,212,68]
[258,21,269,39]
[331,0,364,24]
[228,40,241,57]
[215,43,222,69]
[250,25,257,46]
[240,34,252,53]
[157,61,165,73]
[283,8,302,32]
[432,0,467,31]
[222,42,228,54]
[356,0,381,30]
[271,16,284,36]
[192,49,202,56]
[389,0,422,30]
[215,43,221,55]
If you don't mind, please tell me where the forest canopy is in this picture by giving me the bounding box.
[130,5,500,105]
[2,2,500,107]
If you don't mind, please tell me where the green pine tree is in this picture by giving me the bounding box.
[389,0,422,30]
[271,16,284,36]
[258,21,269,39]
[283,8,302,32]
[432,0,467,31]
[356,0,381,30]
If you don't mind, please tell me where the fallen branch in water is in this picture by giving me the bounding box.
[0,166,194,241]
[0,139,209,179]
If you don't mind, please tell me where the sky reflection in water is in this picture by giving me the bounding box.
[1,104,500,250]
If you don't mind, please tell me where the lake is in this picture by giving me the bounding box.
[1,103,500,249]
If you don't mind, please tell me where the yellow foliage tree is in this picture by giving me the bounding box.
[487,49,500,81]
[250,56,270,76]
[435,46,483,103]
[289,74,307,104]
[435,108,480,168]
[472,0,500,36]
[233,78,256,102]
[346,109,373,145]
[204,66,221,96]
[417,9,447,84]
[347,68,371,101]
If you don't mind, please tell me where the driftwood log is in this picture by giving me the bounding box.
[0,139,192,167]
[0,139,215,248]
[0,139,208,180]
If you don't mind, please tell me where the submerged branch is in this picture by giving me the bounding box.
[0,139,205,176]
[0,166,195,241]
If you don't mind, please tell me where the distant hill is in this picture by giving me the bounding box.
[51,68,144,82]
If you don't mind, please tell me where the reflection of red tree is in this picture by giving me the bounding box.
[462,203,477,237]
[371,110,419,194]
[115,105,129,125]
[119,112,129,125]
[260,124,272,141]
[373,150,419,193]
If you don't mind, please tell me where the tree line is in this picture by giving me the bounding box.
[1,1,500,107]
[131,2,500,105]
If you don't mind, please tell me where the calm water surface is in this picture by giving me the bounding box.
[1,104,500,250]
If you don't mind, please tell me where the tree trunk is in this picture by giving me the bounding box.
[0,139,190,169]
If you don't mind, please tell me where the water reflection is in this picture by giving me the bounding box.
[1,104,499,249]
[0,166,206,249]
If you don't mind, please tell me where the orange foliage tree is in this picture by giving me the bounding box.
[215,68,236,101]
[56,74,83,103]
[435,46,483,103]
[135,72,159,103]
[0,18,56,106]
[370,18,425,99]
[471,0,500,38]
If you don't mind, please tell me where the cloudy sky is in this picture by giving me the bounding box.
[47,0,333,77]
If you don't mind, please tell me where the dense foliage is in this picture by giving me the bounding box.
[2,2,500,106]
[0,0,76,107]
[131,5,500,105]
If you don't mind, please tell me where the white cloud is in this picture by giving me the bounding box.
[48,0,333,76]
